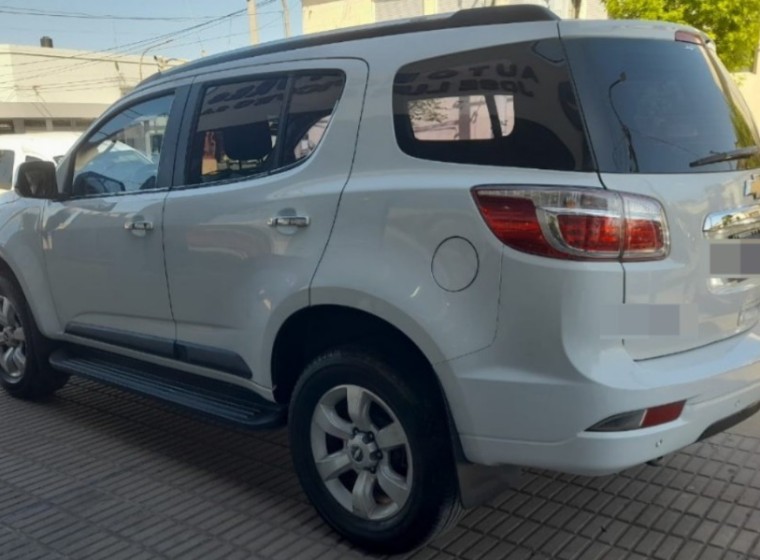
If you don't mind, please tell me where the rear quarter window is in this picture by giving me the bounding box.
[393,39,593,172]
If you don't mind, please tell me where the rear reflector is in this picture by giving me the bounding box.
[641,401,686,428]
[472,187,669,261]
[588,400,686,432]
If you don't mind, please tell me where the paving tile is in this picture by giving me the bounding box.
[1,377,760,560]
[671,514,701,538]
[459,535,499,560]
[729,529,760,556]
[652,535,683,560]
[674,541,704,560]
[556,535,591,560]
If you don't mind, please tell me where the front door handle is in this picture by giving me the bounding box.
[267,216,310,228]
[124,220,154,231]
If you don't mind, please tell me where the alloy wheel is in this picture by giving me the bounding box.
[310,384,413,521]
[0,296,26,383]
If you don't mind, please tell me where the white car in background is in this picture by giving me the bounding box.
[0,132,81,190]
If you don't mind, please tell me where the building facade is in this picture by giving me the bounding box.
[0,43,182,135]
[301,0,608,34]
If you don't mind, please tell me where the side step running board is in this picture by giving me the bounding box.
[50,347,287,430]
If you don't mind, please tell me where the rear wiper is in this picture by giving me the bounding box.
[689,146,760,168]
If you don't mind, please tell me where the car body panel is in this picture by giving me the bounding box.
[163,59,368,385]
[601,172,760,360]
[38,87,189,341]
[42,192,175,339]
[312,20,570,364]
[559,21,760,360]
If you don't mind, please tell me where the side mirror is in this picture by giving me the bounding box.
[15,161,58,199]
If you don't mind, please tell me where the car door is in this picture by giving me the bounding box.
[43,88,188,348]
[163,60,367,384]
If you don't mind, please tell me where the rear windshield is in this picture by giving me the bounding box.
[393,39,593,172]
[564,37,760,174]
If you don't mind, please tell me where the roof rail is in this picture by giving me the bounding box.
[141,5,558,87]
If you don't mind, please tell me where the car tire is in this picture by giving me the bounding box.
[289,347,463,554]
[0,274,68,399]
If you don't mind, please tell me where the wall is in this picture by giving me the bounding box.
[737,72,760,127]
[302,0,375,34]
[301,0,607,34]
[0,44,183,133]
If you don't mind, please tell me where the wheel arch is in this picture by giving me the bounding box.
[269,302,462,468]
[0,247,60,337]
[270,300,518,508]
[270,302,446,406]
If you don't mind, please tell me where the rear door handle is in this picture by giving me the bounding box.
[267,216,310,228]
[124,220,154,231]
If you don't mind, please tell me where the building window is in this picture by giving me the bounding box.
[23,119,48,131]
[73,119,94,131]
[0,121,14,135]
[52,119,77,131]
[50,118,93,131]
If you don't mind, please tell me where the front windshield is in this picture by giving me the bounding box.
[564,37,760,173]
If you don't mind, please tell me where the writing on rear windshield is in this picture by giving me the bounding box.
[395,63,539,98]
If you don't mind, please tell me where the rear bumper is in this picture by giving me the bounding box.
[459,376,760,476]
[439,317,760,476]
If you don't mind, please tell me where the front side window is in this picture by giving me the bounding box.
[72,95,174,196]
[187,71,345,186]
[393,39,593,171]
[0,150,14,189]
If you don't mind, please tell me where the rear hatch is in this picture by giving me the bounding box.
[561,21,760,359]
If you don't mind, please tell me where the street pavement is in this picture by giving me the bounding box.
[1,377,759,559]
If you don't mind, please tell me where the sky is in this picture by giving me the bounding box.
[1,1,303,61]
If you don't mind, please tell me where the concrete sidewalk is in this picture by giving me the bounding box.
[1,378,759,559]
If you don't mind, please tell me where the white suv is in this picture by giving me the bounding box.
[4,5,760,553]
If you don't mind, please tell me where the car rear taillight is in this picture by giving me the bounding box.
[472,187,669,261]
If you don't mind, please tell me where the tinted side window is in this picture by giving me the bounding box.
[187,72,345,186]
[283,73,345,166]
[188,76,287,185]
[72,95,173,196]
[0,150,14,189]
[409,95,515,140]
[393,40,592,171]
